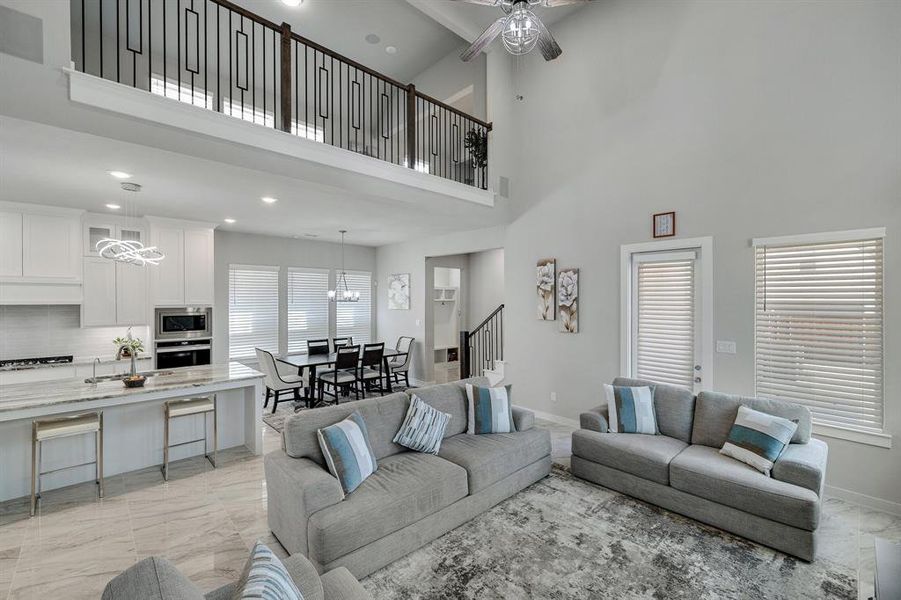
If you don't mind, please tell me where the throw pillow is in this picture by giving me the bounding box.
[465,384,514,434]
[604,384,658,434]
[720,405,798,476]
[393,394,451,454]
[317,411,378,496]
[231,541,303,600]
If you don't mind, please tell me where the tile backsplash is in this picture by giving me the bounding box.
[0,305,151,360]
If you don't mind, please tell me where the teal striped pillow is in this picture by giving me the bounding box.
[393,395,451,454]
[465,384,514,435]
[317,411,378,496]
[232,541,303,600]
[720,405,798,476]
[604,384,658,434]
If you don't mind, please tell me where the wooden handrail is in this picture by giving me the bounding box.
[209,0,281,31]
[472,303,505,334]
[415,90,493,131]
[288,30,409,90]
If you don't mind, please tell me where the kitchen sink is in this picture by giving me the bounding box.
[84,370,175,384]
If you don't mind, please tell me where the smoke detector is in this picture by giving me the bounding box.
[120,182,142,192]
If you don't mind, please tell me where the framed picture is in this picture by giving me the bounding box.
[537,259,556,320]
[387,273,410,310]
[558,268,579,333]
[653,211,676,238]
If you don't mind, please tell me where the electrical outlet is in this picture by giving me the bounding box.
[550,392,558,403]
[415,319,421,327]
[716,340,737,354]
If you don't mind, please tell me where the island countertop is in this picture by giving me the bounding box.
[0,362,263,417]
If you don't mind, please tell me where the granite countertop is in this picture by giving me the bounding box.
[0,362,263,414]
[0,355,154,372]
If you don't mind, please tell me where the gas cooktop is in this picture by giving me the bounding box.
[0,355,75,369]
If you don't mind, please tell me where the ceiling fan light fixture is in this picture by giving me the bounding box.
[501,5,541,56]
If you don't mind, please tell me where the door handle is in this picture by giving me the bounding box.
[694,377,702,383]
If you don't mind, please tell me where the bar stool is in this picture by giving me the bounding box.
[31,411,103,516]
[162,395,217,481]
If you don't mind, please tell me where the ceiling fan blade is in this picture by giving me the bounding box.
[536,21,563,61]
[537,0,591,6]
[460,17,507,62]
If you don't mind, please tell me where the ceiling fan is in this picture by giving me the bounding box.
[456,0,589,62]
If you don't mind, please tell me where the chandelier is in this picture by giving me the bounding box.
[96,182,165,266]
[501,3,540,56]
[328,230,359,303]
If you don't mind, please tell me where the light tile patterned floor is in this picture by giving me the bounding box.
[0,420,897,599]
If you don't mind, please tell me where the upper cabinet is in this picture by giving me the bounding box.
[148,219,214,307]
[22,213,82,280]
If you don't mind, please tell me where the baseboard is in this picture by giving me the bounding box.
[515,405,579,429]
[825,484,901,516]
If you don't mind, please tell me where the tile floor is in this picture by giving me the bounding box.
[0,420,897,599]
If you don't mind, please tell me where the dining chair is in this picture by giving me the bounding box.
[358,343,386,398]
[332,337,353,351]
[389,336,414,388]
[307,339,331,359]
[318,345,361,404]
[256,348,308,413]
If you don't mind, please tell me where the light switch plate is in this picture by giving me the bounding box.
[716,340,737,354]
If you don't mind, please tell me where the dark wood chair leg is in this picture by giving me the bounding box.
[271,391,280,414]
[404,372,410,387]
[263,388,271,408]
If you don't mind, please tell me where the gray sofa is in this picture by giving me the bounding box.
[265,376,552,578]
[572,377,828,561]
[101,552,369,600]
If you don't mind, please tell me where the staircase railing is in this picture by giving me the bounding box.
[72,0,492,190]
[460,304,504,379]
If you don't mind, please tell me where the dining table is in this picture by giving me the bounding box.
[277,347,407,410]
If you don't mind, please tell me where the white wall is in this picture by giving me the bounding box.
[413,46,487,121]
[213,230,376,362]
[500,0,901,507]
[467,248,504,330]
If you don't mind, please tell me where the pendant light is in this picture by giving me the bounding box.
[328,230,359,303]
[96,182,165,266]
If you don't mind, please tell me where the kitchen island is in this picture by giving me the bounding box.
[0,362,264,503]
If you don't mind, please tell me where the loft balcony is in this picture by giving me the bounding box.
[68,0,493,194]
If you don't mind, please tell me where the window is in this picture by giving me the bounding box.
[150,75,214,109]
[754,229,885,437]
[336,271,372,345]
[228,265,279,359]
[222,98,325,141]
[287,268,330,354]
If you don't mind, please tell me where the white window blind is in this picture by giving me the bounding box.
[755,234,884,433]
[287,268,330,354]
[228,265,279,359]
[633,253,696,390]
[336,271,372,345]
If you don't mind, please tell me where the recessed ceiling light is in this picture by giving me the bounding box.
[224,218,236,224]
[261,196,278,204]
[106,203,121,210]
[108,171,132,179]
[365,33,381,44]
[385,46,397,55]
[281,0,303,6]
[304,233,319,238]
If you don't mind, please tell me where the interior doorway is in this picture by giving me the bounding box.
[432,266,463,384]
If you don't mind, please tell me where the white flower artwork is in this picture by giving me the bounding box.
[558,268,579,333]
[537,259,556,320]
[388,273,410,310]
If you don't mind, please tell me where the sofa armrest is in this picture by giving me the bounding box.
[580,404,609,433]
[512,406,535,431]
[772,438,828,496]
[264,451,344,556]
[321,567,372,600]
[282,554,325,600]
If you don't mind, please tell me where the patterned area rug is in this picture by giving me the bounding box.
[362,465,856,599]
[261,386,410,434]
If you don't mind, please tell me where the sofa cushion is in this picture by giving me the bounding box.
[283,392,409,466]
[307,452,468,564]
[571,429,687,485]
[102,557,204,600]
[670,445,820,530]
[437,428,551,493]
[409,376,489,437]
[691,391,811,448]
[613,377,695,443]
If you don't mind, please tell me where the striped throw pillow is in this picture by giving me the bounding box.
[720,405,798,476]
[393,395,451,454]
[317,411,378,496]
[465,384,514,435]
[604,384,658,434]
[231,541,303,600]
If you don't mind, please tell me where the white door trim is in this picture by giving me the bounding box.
[620,236,714,390]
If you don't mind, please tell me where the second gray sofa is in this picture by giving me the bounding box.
[265,376,552,578]
[572,377,828,561]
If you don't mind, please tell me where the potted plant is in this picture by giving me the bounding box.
[113,333,146,387]
[463,129,488,189]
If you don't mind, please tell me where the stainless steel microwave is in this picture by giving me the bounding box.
[155,307,212,340]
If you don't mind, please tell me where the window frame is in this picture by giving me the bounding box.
[227,264,280,361]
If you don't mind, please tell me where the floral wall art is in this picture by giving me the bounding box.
[537,259,556,320]
[558,268,579,333]
[388,273,410,310]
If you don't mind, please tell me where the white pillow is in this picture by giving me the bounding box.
[604,384,657,434]
[393,395,451,454]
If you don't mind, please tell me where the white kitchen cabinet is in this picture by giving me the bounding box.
[150,227,185,306]
[116,261,148,325]
[22,213,81,280]
[0,211,23,277]
[82,257,117,327]
[184,228,214,305]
